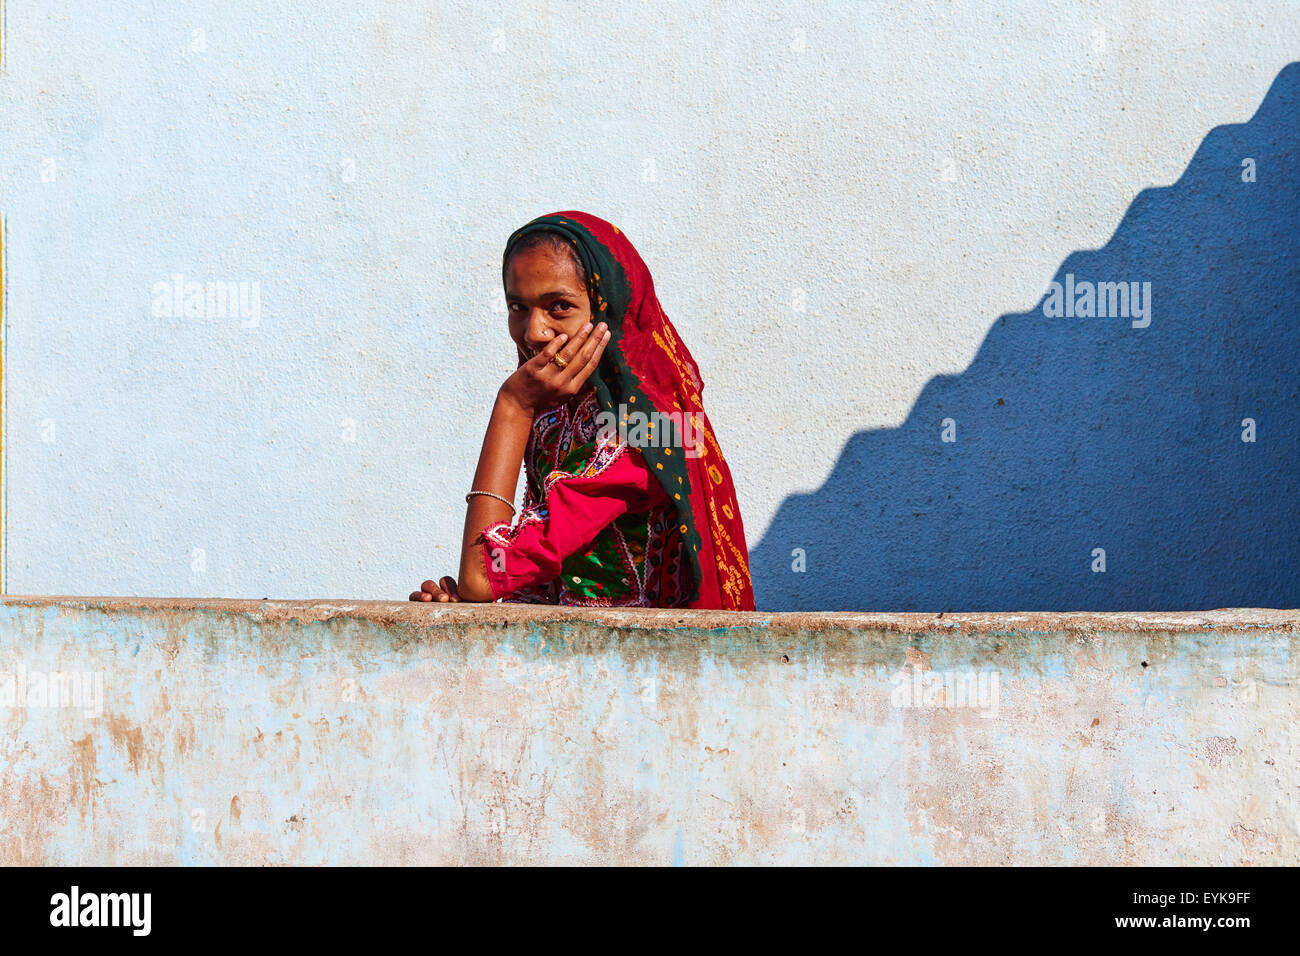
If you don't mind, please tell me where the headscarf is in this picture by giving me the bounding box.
[502,211,756,611]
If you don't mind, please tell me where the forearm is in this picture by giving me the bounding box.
[456,389,535,601]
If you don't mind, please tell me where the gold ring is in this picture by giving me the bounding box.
[552,355,568,369]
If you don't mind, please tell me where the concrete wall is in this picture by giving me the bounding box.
[1,2,1297,610]
[1,597,1294,865]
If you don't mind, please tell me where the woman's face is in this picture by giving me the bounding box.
[505,245,594,363]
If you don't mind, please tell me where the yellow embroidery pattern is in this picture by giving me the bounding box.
[651,324,702,409]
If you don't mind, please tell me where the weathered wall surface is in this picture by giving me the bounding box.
[0,2,1297,609]
[0,598,1294,865]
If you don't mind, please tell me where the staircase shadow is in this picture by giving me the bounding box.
[752,63,1300,611]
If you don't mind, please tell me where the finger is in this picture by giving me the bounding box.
[411,590,432,602]
[439,576,460,601]
[572,322,608,368]
[420,579,445,600]
[573,325,611,381]
[556,323,592,364]
[535,332,570,366]
[408,591,422,602]
[552,322,594,369]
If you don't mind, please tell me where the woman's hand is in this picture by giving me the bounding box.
[409,576,460,602]
[499,321,610,416]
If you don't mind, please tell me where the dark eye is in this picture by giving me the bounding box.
[552,301,574,312]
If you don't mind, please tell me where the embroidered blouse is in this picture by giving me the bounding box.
[479,389,692,606]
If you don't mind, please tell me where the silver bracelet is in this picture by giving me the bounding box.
[465,490,516,514]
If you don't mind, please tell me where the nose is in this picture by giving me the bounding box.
[523,309,554,354]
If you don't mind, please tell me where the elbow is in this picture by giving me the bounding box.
[458,577,495,603]
[456,560,496,603]
[457,546,497,603]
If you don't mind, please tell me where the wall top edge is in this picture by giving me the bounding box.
[0,596,1296,636]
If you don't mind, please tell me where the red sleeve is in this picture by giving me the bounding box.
[480,445,666,600]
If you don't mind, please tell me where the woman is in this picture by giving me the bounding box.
[409,211,754,610]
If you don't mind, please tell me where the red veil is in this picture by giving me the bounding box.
[502,211,756,611]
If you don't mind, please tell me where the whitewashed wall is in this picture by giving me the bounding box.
[0,1,1296,605]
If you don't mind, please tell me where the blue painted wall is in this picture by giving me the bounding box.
[753,65,1299,610]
